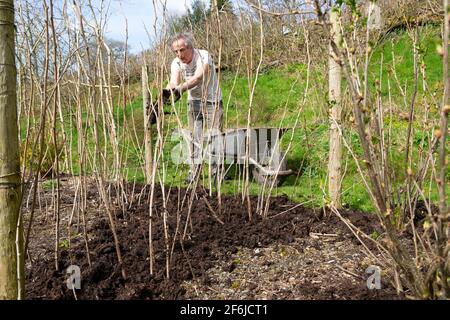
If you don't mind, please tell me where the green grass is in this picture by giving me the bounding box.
[369,24,443,101]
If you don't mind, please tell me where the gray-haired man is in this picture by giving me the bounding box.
[167,33,223,183]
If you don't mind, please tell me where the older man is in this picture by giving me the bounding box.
[167,33,223,183]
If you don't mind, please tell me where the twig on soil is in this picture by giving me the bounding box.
[330,206,387,266]
[334,264,365,281]
[193,285,199,297]
[269,199,314,218]
[310,232,339,238]
[206,285,223,296]
[202,196,224,225]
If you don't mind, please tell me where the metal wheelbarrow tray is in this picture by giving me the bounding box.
[174,127,292,186]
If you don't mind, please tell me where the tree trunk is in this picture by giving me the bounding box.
[142,66,152,183]
[438,0,449,216]
[0,0,24,299]
[328,8,342,208]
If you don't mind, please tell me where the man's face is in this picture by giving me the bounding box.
[172,39,193,64]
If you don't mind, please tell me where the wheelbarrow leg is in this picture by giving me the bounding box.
[251,151,289,186]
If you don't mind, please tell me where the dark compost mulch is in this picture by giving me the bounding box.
[25,181,400,300]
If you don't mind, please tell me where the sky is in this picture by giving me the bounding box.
[100,0,195,54]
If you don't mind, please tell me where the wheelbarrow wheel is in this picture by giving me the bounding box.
[252,153,287,186]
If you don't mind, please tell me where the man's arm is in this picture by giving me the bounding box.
[176,57,210,93]
[167,61,181,89]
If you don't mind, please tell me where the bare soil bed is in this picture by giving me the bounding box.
[25,176,403,300]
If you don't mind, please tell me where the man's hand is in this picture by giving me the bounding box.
[162,87,181,104]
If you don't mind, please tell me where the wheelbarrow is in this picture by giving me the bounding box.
[172,127,292,186]
[160,90,292,185]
